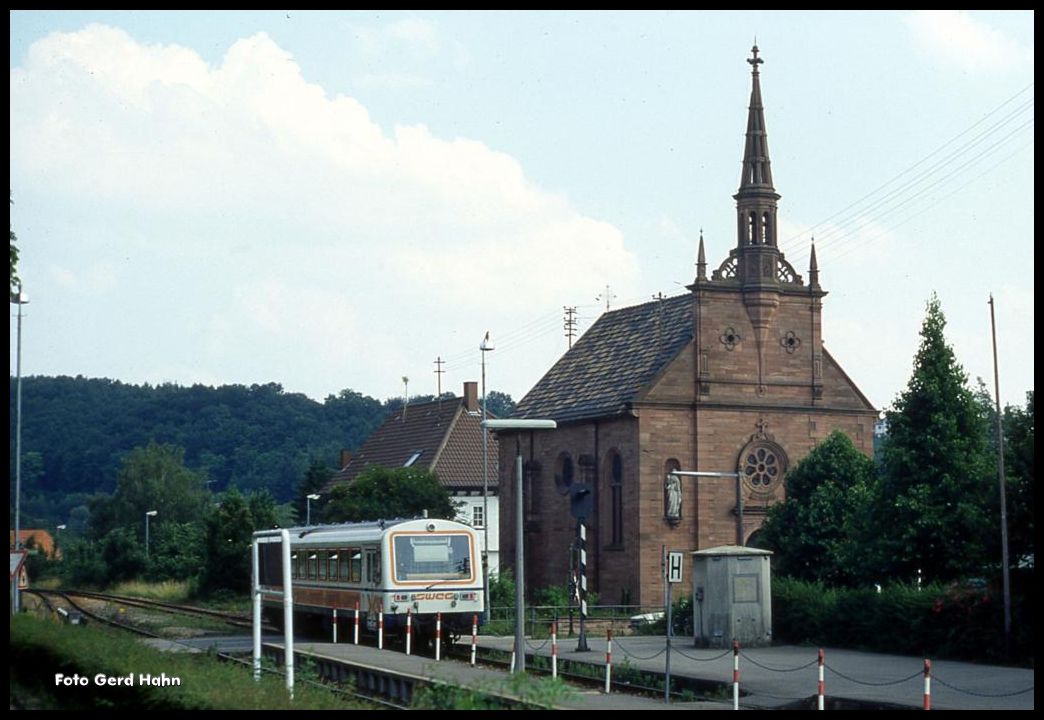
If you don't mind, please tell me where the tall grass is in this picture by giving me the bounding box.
[109,580,191,602]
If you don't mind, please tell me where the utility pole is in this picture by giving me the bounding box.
[563,306,577,349]
[433,356,445,397]
[988,294,1012,654]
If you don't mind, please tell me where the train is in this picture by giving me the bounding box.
[255,517,485,647]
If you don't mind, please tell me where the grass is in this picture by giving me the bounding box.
[10,614,376,710]
[109,580,192,603]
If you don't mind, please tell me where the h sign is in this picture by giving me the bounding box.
[667,551,683,584]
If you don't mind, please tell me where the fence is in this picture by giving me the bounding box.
[485,604,668,638]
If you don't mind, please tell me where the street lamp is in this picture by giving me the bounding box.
[483,418,557,674]
[479,332,494,623]
[669,470,744,545]
[10,282,28,615]
[145,511,158,559]
[306,494,321,526]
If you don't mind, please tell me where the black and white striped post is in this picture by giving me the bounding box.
[576,518,590,652]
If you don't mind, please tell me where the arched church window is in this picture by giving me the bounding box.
[524,460,542,518]
[555,452,574,495]
[747,213,756,245]
[761,212,771,245]
[607,451,623,546]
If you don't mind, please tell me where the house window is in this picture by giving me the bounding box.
[524,460,542,517]
[404,451,423,467]
[472,505,484,528]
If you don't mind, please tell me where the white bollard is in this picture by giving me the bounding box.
[354,601,360,645]
[378,611,384,650]
[471,614,478,666]
[406,609,412,656]
[923,659,931,711]
[435,612,442,661]
[817,648,824,710]
[333,608,338,644]
[605,628,612,694]
[733,640,740,711]
[551,622,558,679]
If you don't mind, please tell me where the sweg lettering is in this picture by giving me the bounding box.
[412,592,456,601]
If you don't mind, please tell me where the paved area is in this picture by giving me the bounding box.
[282,640,732,710]
[475,634,1034,710]
[148,632,1034,710]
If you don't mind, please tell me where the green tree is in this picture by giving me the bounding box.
[322,466,459,523]
[877,294,994,583]
[1003,391,1034,565]
[199,488,277,596]
[10,191,19,289]
[484,391,516,418]
[146,522,205,582]
[92,442,209,540]
[759,431,877,586]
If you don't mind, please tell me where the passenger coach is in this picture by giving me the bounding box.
[256,517,484,647]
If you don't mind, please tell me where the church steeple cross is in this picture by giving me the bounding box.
[748,44,763,72]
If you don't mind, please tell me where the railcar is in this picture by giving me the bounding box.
[256,517,484,646]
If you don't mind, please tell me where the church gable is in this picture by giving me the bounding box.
[513,294,692,423]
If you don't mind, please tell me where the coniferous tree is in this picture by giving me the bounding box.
[877,294,993,583]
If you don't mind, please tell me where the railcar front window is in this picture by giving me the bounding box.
[393,534,473,582]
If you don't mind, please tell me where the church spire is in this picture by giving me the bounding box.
[739,44,775,193]
[696,229,707,281]
[809,237,820,289]
[733,44,782,278]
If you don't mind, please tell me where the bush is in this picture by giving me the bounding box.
[772,576,1031,664]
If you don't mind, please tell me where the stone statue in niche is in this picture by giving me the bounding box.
[664,472,682,525]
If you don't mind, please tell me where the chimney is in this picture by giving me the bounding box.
[463,381,479,412]
[339,450,353,470]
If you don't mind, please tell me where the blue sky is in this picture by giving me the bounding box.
[9,10,1034,411]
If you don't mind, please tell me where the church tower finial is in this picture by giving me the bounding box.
[809,237,820,289]
[733,44,782,287]
[696,229,707,281]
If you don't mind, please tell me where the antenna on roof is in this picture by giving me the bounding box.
[596,285,616,311]
[433,356,445,397]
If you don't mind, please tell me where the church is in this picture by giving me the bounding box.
[495,47,877,607]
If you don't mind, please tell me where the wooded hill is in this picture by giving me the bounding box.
[8,375,515,530]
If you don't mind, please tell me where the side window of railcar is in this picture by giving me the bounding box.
[308,551,318,580]
[365,548,380,584]
[328,551,339,580]
[318,550,327,580]
[350,548,362,583]
[337,549,348,582]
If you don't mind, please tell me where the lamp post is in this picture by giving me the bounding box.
[483,418,557,674]
[10,282,28,615]
[306,494,320,526]
[668,470,744,546]
[145,510,158,559]
[479,332,494,623]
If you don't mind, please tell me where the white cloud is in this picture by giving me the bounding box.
[10,24,637,400]
[905,11,1032,74]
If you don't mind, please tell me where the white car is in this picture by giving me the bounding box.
[628,611,664,629]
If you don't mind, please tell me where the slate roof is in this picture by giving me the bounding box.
[513,294,693,424]
[328,396,498,491]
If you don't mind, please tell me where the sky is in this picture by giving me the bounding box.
[9,10,1034,412]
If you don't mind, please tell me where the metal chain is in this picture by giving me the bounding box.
[740,651,818,673]
[524,636,551,651]
[932,675,1034,698]
[611,638,667,661]
[825,664,923,686]
[672,646,734,662]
